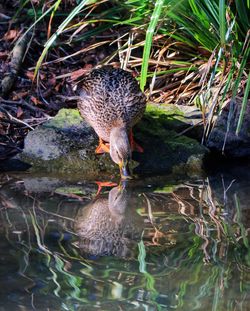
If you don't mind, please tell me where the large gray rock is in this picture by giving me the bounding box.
[19,105,208,177]
[207,99,250,157]
[20,109,117,177]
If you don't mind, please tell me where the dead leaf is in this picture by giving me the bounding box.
[26,71,46,81]
[25,71,35,80]
[55,83,61,92]
[30,96,42,106]
[16,106,23,118]
[0,51,8,59]
[12,91,29,100]
[48,74,56,86]
[70,66,92,81]
[3,29,19,41]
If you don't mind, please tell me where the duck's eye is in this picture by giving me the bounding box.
[116,150,121,160]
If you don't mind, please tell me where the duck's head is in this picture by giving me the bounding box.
[110,127,132,179]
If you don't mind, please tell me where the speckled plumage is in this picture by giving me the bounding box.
[74,185,143,258]
[77,66,146,142]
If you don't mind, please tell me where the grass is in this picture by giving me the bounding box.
[139,0,166,92]
[34,0,96,79]
[3,0,250,146]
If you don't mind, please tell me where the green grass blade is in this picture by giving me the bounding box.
[219,0,226,46]
[34,0,96,78]
[48,0,63,38]
[205,0,219,25]
[220,59,235,107]
[235,0,250,33]
[232,41,250,98]
[138,240,146,273]
[166,2,218,51]
[140,0,165,91]
[236,73,250,135]
[17,3,57,45]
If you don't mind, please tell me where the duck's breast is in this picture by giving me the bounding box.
[77,67,146,141]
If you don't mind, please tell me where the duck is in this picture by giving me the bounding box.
[77,66,146,178]
[74,182,143,258]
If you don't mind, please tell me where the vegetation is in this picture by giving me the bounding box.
[0,3,249,309]
[0,0,249,159]
[26,0,250,126]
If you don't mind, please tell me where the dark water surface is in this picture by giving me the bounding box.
[0,166,250,311]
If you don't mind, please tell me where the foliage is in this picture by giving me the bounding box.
[5,0,250,138]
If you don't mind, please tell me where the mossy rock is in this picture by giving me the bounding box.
[133,104,207,176]
[19,105,208,177]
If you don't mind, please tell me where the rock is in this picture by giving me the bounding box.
[22,109,96,161]
[19,105,208,177]
[207,99,250,157]
[133,104,207,175]
[0,158,31,171]
[19,109,117,177]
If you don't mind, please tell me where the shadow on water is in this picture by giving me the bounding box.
[0,168,250,310]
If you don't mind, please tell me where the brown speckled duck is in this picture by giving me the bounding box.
[74,183,143,258]
[77,66,146,178]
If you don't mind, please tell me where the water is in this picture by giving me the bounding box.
[0,166,250,311]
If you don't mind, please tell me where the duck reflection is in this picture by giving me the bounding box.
[74,182,144,258]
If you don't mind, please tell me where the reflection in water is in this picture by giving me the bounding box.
[0,172,249,310]
[75,182,144,258]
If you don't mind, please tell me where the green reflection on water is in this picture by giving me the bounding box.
[0,172,249,310]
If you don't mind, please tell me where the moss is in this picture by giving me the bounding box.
[45,109,83,129]
[154,185,175,193]
[144,103,185,130]
[136,106,203,152]
[146,102,184,118]
[55,186,89,195]
[133,103,207,175]
[21,105,208,177]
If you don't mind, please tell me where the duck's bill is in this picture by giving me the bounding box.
[119,162,133,180]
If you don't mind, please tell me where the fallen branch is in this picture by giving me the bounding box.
[1,32,31,96]
[1,97,48,115]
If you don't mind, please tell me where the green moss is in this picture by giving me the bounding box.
[139,103,186,137]
[21,105,208,177]
[133,103,207,175]
[145,103,185,128]
[137,107,201,151]
[45,109,83,129]
[168,134,198,149]
[22,149,116,174]
[146,102,184,118]
[55,186,88,195]
[154,185,175,193]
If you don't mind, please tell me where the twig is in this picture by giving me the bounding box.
[1,97,48,116]
[0,106,34,130]
[1,32,31,95]
[0,13,11,20]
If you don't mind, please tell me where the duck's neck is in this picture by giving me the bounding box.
[109,127,131,162]
[110,126,129,144]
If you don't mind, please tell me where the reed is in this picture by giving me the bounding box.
[15,0,249,133]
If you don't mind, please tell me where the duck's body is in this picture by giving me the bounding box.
[77,66,146,178]
[77,66,146,143]
[74,184,143,258]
